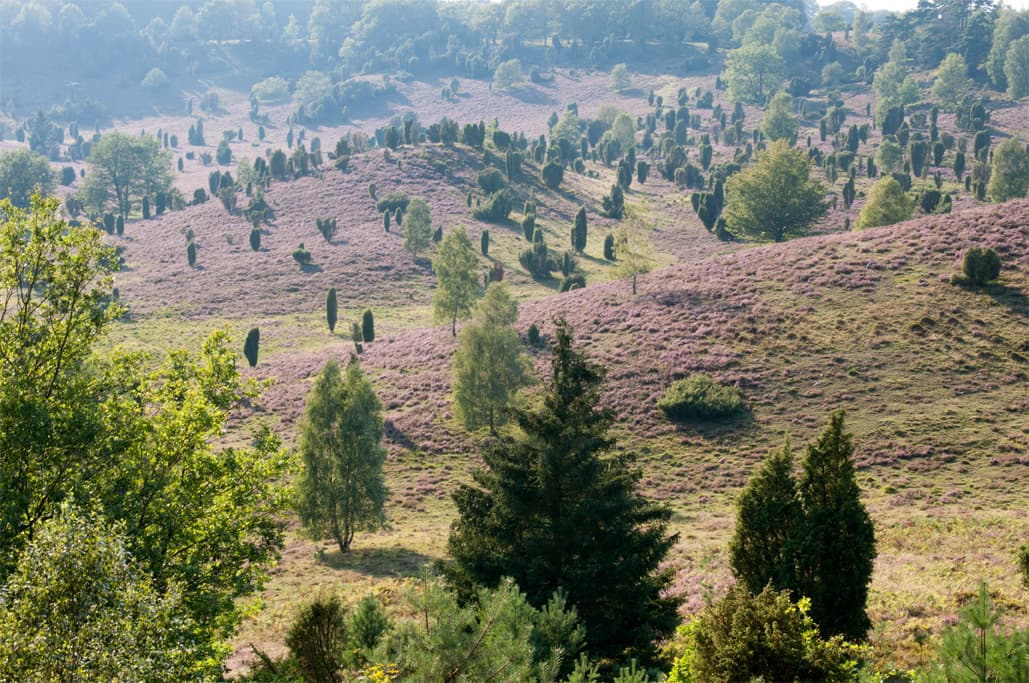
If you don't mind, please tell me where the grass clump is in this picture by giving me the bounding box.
[658,374,745,420]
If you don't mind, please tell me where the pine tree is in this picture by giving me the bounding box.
[451,283,532,435]
[296,360,387,553]
[443,320,681,662]
[432,227,479,336]
[729,439,803,595]
[794,410,876,640]
[326,287,338,333]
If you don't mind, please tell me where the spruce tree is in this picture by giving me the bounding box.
[729,440,803,595]
[794,410,876,640]
[326,287,338,333]
[443,320,681,662]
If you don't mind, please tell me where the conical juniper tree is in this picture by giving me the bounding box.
[794,410,876,640]
[729,438,803,596]
[443,320,681,663]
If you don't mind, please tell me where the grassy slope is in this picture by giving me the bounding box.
[83,66,1029,674]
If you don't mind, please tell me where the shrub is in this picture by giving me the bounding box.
[521,213,536,241]
[249,228,261,251]
[519,237,552,279]
[541,161,563,190]
[250,76,290,104]
[375,192,409,213]
[285,594,347,683]
[361,310,374,342]
[317,217,337,242]
[383,210,390,233]
[477,167,506,194]
[601,184,624,219]
[243,328,260,368]
[658,374,745,420]
[526,323,540,346]
[472,189,512,223]
[216,140,231,165]
[959,247,1001,287]
[480,229,489,256]
[604,233,615,260]
[186,241,197,267]
[493,59,523,90]
[60,166,75,186]
[559,274,586,292]
[293,243,312,266]
[115,216,124,236]
[218,186,236,213]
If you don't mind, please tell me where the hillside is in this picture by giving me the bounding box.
[216,197,1027,672]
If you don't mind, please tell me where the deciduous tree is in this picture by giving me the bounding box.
[723,139,828,242]
[987,136,1029,202]
[80,132,173,218]
[855,176,914,229]
[296,359,387,554]
[403,198,432,259]
[432,227,479,336]
[0,149,54,207]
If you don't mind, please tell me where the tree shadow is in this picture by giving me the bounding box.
[300,262,323,273]
[506,86,557,105]
[385,419,417,451]
[668,410,758,440]
[985,283,1027,318]
[317,545,433,578]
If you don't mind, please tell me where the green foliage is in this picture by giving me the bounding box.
[480,229,489,256]
[604,233,616,260]
[602,184,625,219]
[286,594,348,683]
[296,360,387,554]
[855,176,913,230]
[724,44,787,104]
[472,188,513,223]
[658,374,745,420]
[493,59,523,90]
[375,192,410,214]
[251,76,290,104]
[293,243,312,266]
[244,327,260,367]
[187,240,197,267]
[250,227,261,251]
[573,207,588,252]
[0,504,214,682]
[216,139,232,165]
[988,137,1029,202]
[477,167,506,193]
[795,411,876,640]
[0,149,55,207]
[362,309,375,342]
[403,198,432,258]
[729,440,804,594]
[295,70,334,122]
[960,247,1002,287]
[326,288,338,333]
[609,63,632,92]
[921,582,1029,683]
[1005,35,1029,99]
[317,216,338,242]
[444,321,681,662]
[542,161,564,190]
[932,53,972,110]
[761,91,798,142]
[666,585,861,683]
[874,42,921,124]
[81,132,173,218]
[723,139,828,242]
[432,226,479,336]
[452,283,532,434]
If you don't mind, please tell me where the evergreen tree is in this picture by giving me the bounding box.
[326,287,338,333]
[451,283,532,435]
[243,327,260,367]
[794,410,876,640]
[296,360,387,553]
[432,226,479,336]
[572,207,587,253]
[362,310,375,342]
[729,439,804,595]
[443,321,681,661]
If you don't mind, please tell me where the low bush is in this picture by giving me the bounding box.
[658,374,745,420]
[955,246,1001,287]
[473,189,512,223]
[375,192,409,213]
[293,243,312,266]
